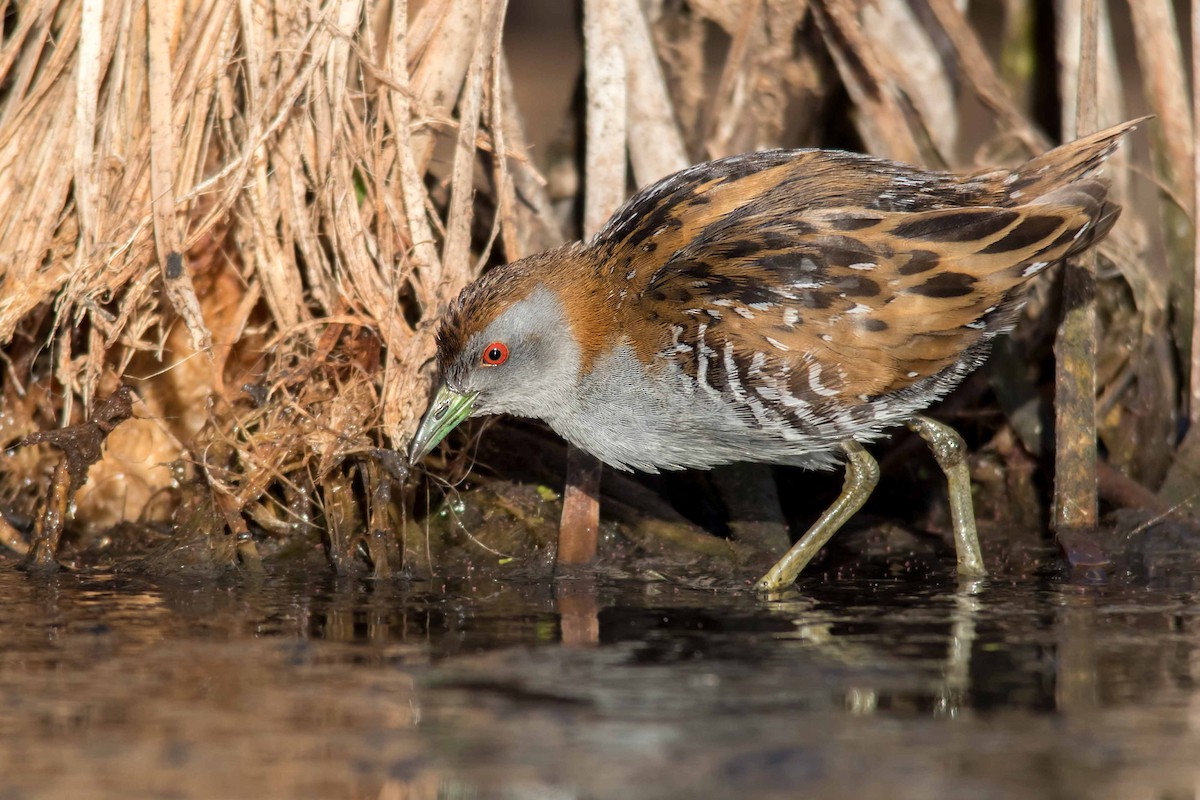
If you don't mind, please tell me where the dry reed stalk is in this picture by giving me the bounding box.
[1194,0,1200,426]
[558,0,629,567]
[623,0,688,182]
[493,58,563,257]
[700,0,812,157]
[860,0,958,162]
[1056,0,1127,160]
[0,0,507,563]
[1127,1,1195,408]
[1052,0,1100,531]
[812,1,922,163]
[581,1,628,243]
[924,0,1047,154]
[147,0,211,358]
[701,0,765,158]
[381,0,442,446]
[442,0,502,288]
[1127,0,1195,212]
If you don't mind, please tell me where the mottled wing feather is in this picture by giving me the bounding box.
[592,154,825,282]
[592,149,977,283]
[638,194,1110,411]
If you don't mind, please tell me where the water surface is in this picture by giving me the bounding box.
[1,564,1198,799]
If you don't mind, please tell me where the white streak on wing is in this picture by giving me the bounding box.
[847,303,870,315]
[808,362,840,397]
[763,374,817,424]
[765,336,789,352]
[749,302,772,311]
[752,383,814,435]
[712,298,733,307]
[848,262,876,271]
[694,323,721,400]
[723,344,745,398]
[756,384,781,401]
[723,343,774,427]
[668,324,691,353]
[1021,261,1048,277]
[734,307,755,319]
[782,308,799,326]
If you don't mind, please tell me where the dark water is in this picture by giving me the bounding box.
[1,564,1198,799]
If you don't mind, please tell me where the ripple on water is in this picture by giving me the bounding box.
[0,565,1198,798]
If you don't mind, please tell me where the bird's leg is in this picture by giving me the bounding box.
[754,440,880,592]
[906,415,986,577]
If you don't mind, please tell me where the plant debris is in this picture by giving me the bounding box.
[12,385,134,568]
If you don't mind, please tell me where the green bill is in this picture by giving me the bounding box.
[408,384,478,464]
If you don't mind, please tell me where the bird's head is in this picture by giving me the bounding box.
[408,250,585,464]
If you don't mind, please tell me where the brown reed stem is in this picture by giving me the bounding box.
[1052,0,1100,530]
[1192,0,1200,426]
[557,0,629,567]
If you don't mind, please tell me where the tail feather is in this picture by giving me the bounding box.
[1030,177,1120,260]
[1074,198,1122,256]
[1005,117,1149,201]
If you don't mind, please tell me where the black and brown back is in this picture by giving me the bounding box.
[585,118,1139,433]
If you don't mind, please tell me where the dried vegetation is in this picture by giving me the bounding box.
[0,0,1196,575]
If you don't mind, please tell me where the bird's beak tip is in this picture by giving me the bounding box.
[407,384,478,465]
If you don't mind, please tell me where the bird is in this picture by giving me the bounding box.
[408,118,1142,591]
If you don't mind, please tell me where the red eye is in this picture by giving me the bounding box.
[481,342,509,366]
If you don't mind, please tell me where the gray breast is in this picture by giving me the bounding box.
[542,344,846,472]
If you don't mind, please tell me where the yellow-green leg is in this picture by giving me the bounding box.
[907,415,986,577]
[754,440,880,592]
